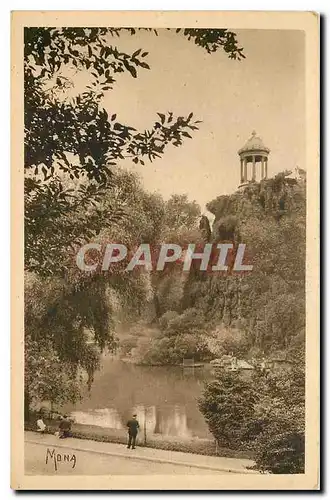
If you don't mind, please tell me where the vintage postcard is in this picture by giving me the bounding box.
[11,10,319,490]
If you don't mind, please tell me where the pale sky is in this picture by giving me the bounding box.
[101,28,305,211]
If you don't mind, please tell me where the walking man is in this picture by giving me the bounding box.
[126,414,140,449]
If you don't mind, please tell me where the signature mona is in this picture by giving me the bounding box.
[45,448,77,472]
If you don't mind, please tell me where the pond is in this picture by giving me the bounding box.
[63,356,213,439]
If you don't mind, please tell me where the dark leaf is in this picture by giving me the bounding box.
[157,113,165,124]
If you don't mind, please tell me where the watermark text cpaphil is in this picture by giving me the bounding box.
[76,243,253,273]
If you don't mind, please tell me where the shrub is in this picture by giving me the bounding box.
[198,371,257,449]
[159,311,179,331]
[119,336,138,357]
[165,308,205,336]
[254,429,304,474]
[199,367,305,473]
[251,367,305,473]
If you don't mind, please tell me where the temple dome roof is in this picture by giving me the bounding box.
[238,130,270,155]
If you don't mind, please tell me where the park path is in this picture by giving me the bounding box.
[25,431,257,475]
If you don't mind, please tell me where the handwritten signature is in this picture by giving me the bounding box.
[45,448,77,472]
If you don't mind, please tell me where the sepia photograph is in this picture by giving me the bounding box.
[11,10,319,490]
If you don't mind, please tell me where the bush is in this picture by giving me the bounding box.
[207,326,249,358]
[173,334,211,362]
[198,367,305,473]
[165,308,205,337]
[119,336,138,357]
[133,308,212,365]
[253,429,304,474]
[159,311,179,331]
[251,367,305,473]
[198,371,257,449]
[134,331,211,365]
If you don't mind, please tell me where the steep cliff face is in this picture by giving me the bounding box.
[207,172,306,241]
[181,171,306,357]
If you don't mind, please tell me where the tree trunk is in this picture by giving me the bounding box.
[24,388,31,422]
[153,294,161,319]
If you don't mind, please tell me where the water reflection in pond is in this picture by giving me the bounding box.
[63,357,213,439]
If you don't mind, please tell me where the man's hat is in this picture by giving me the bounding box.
[133,414,137,417]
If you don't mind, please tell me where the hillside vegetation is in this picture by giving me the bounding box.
[127,170,306,366]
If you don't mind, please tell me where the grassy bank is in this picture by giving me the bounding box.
[25,419,254,460]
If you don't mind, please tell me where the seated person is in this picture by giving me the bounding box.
[58,415,72,438]
[36,416,46,433]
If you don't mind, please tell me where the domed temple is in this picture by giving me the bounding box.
[238,131,270,186]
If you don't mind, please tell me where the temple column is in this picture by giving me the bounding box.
[244,158,247,182]
[252,156,256,181]
[261,158,264,179]
[240,158,244,183]
[265,159,268,179]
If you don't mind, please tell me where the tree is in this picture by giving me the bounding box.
[25,335,85,415]
[149,194,203,318]
[25,27,243,276]
[163,194,201,235]
[24,272,111,410]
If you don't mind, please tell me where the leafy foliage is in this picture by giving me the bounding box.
[174,28,245,59]
[252,366,305,473]
[198,371,257,448]
[199,366,305,473]
[134,308,211,365]
[25,335,85,407]
[254,431,304,474]
[25,27,240,276]
[187,172,306,356]
[131,173,306,368]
